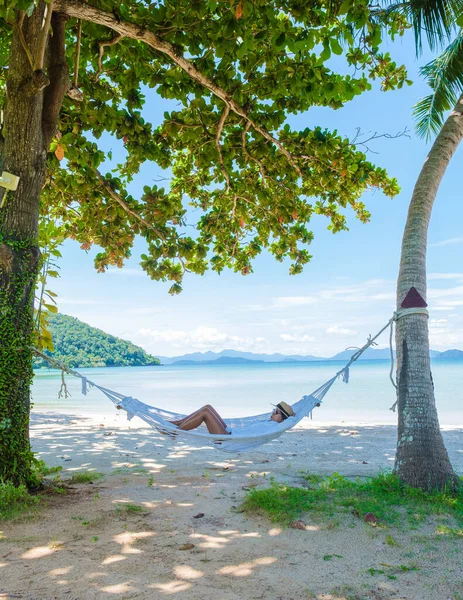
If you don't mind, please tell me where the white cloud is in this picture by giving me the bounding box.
[429,329,463,347]
[319,281,394,303]
[428,273,463,280]
[428,285,463,300]
[280,333,316,343]
[273,296,318,308]
[137,326,269,351]
[325,325,357,337]
[429,238,463,248]
[365,278,393,286]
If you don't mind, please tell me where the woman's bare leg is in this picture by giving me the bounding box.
[204,405,228,430]
[171,405,228,435]
[170,407,203,427]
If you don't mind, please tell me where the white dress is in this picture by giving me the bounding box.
[227,418,292,436]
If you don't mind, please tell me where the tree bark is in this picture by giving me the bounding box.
[394,94,463,491]
[0,5,69,486]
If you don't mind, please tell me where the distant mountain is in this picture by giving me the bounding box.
[158,346,460,365]
[329,348,393,361]
[35,313,160,369]
[158,349,323,364]
[174,356,265,365]
[436,349,463,359]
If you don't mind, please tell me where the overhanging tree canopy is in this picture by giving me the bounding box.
[2,0,409,288]
[0,0,409,486]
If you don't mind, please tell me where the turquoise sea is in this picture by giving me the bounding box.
[32,359,463,426]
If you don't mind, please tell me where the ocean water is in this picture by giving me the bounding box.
[31,360,463,426]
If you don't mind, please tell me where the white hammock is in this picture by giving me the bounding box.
[32,312,407,453]
[77,375,338,453]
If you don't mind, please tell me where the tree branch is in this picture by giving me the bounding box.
[95,33,124,81]
[53,0,302,177]
[91,167,166,240]
[73,19,82,87]
[35,0,54,71]
[351,126,411,154]
[16,12,34,71]
[241,122,267,188]
[215,105,231,191]
[42,12,71,146]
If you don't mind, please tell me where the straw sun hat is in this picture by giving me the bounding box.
[272,401,295,420]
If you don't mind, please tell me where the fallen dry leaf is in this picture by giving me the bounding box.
[242,483,258,491]
[178,543,195,551]
[364,512,377,525]
[290,520,306,530]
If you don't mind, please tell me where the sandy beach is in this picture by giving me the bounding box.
[1,410,462,600]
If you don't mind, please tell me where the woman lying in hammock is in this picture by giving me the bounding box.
[169,402,295,435]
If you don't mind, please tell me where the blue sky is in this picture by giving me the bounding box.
[52,31,463,358]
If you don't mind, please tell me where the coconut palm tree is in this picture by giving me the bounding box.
[387,0,463,489]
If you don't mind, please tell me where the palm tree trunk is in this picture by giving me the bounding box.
[394,94,463,490]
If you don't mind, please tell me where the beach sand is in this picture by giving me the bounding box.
[1,410,462,600]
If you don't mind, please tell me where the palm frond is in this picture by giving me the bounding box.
[383,0,463,53]
[413,29,463,139]
[408,0,462,51]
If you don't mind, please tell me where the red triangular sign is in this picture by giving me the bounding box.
[401,287,427,308]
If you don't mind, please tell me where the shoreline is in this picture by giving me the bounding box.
[31,406,463,429]
[30,409,463,477]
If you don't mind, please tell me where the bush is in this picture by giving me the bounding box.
[0,481,40,520]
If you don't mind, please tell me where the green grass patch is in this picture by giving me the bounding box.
[0,481,40,520]
[111,465,149,475]
[385,534,400,547]
[367,563,418,580]
[241,472,463,528]
[435,525,463,537]
[69,472,104,484]
[33,461,63,477]
[114,503,145,515]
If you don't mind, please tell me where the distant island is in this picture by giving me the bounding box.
[34,313,160,369]
[158,347,463,365]
[174,356,266,366]
[34,313,463,369]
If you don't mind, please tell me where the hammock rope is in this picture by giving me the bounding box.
[31,309,428,452]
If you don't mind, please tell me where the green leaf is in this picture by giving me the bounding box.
[25,2,36,17]
[275,32,286,48]
[337,0,352,15]
[330,38,343,56]
[320,40,331,61]
[44,304,58,314]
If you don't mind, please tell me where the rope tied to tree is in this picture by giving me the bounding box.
[388,307,430,411]
[335,318,395,385]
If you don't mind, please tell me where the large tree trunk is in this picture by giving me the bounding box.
[0,6,68,486]
[394,94,463,491]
